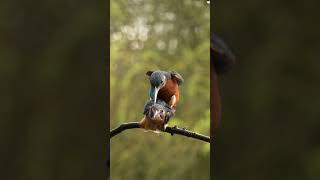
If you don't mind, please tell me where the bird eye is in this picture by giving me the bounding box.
[160,80,163,84]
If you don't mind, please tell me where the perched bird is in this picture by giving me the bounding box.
[139,98,174,131]
[146,70,184,112]
[211,33,235,139]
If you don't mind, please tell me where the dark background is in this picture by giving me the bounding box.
[213,0,320,179]
[1,1,108,180]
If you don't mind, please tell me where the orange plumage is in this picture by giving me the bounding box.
[158,79,180,110]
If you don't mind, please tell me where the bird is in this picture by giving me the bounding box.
[211,33,235,139]
[146,70,184,112]
[139,98,174,131]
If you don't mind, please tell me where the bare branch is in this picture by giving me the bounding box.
[110,122,210,143]
[164,126,210,143]
[110,122,140,138]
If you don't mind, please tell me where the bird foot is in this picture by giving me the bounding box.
[163,124,168,131]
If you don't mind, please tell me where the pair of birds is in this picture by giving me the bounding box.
[139,33,235,135]
[139,70,184,131]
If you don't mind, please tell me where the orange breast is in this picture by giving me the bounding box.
[158,79,179,109]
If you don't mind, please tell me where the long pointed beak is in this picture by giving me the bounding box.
[153,87,160,105]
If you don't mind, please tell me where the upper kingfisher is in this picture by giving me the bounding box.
[211,33,236,139]
[146,70,184,112]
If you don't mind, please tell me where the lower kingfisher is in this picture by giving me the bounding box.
[146,70,184,112]
[211,33,235,139]
[139,98,174,131]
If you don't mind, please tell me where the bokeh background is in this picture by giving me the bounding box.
[213,1,320,180]
[110,0,210,179]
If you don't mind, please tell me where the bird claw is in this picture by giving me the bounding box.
[163,124,168,131]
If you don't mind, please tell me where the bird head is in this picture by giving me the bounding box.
[143,99,175,130]
[148,71,167,104]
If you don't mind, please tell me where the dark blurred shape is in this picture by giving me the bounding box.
[213,0,320,180]
[211,33,236,74]
[1,1,109,180]
[210,33,235,142]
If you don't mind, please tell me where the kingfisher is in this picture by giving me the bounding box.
[211,33,235,139]
[139,98,174,131]
[146,70,184,112]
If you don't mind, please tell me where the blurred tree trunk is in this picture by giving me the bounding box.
[211,62,221,140]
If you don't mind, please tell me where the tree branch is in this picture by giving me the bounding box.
[110,122,210,143]
[164,126,210,143]
[110,122,140,138]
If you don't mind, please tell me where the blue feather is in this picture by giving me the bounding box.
[149,87,155,100]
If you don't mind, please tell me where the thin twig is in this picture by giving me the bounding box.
[110,122,140,138]
[110,122,210,143]
[165,126,210,143]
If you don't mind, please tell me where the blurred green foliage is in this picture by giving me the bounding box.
[110,0,210,179]
[213,1,320,180]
